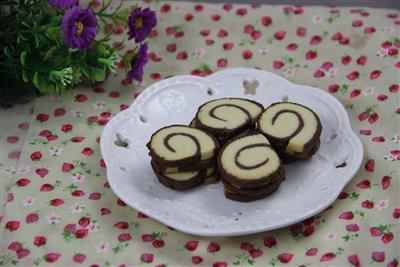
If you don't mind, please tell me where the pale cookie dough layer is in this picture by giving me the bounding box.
[218,133,285,189]
[258,102,322,154]
[195,98,263,137]
[147,125,219,166]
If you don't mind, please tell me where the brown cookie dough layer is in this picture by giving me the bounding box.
[151,157,216,174]
[224,181,281,202]
[151,161,205,190]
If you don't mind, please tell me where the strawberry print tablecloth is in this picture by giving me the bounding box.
[1,1,399,266]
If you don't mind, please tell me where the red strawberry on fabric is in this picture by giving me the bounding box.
[73,253,86,264]
[364,159,375,172]
[377,94,388,101]
[346,224,360,232]
[176,52,188,60]
[306,248,318,256]
[34,236,47,247]
[251,30,262,40]
[387,259,399,267]
[310,35,321,45]
[217,58,228,68]
[78,217,90,228]
[328,84,340,93]
[356,179,370,189]
[273,60,285,69]
[339,211,354,220]
[223,42,234,50]
[152,240,165,248]
[194,4,203,12]
[141,234,154,242]
[393,208,400,219]
[372,251,385,262]
[372,136,385,142]
[185,240,198,251]
[305,50,317,60]
[114,221,129,230]
[240,242,253,251]
[205,39,214,46]
[64,224,76,234]
[331,32,343,41]
[16,178,30,187]
[40,183,54,192]
[16,249,30,259]
[297,27,307,37]
[5,220,20,231]
[356,55,367,65]
[364,27,376,34]
[31,151,42,161]
[242,50,252,59]
[211,14,220,21]
[36,113,49,122]
[223,4,232,11]
[381,232,393,244]
[101,208,111,216]
[81,147,93,156]
[72,190,85,197]
[7,136,19,143]
[370,70,381,80]
[352,20,363,27]
[207,242,220,253]
[62,162,75,172]
[44,253,61,263]
[236,7,247,16]
[75,94,87,102]
[218,29,228,38]
[278,253,294,263]
[192,256,203,264]
[212,262,227,267]
[249,249,263,258]
[347,71,359,80]
[370,227,383,236]
[118,233,132,242]
[75,229,88,239]
[347,254,361,267]
[166,43,176,53]
[140,253,154,263]
[261,16,272,27]
[26,213,39,223]
[341,55,352,65]
[243,24,254,34]
[303,226,315,237]
[286,43,298,51]
[359,129,372,135]
[350,89,361,98]
[185,13,194,21]
[313,69,325,78]
[320,253,335,262]
[89,192,101,200]
[274,31,286,40]
[8,241,22,251]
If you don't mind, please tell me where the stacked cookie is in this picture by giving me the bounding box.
[147,125,220,190]
[147,98,322,202]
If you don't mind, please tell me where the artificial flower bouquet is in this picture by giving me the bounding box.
[0,0,157,100]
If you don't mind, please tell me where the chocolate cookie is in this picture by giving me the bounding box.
[218,133,285,189]
[147,125,219,167]
[151,158,216,174]
[257,102,322,163]
[151,161,205,190]
[203,167,220,185]
[223,181,281,202]
[194,98,264,140]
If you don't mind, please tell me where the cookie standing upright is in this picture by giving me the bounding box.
[257,102,322,163]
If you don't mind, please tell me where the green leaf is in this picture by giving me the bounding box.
[22,70,29,83]
[32,73,48,93]
[92,68,105,82]
[43,49,54,61]
[20,51,27,66]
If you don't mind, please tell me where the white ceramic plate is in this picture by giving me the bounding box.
[100,68,364,237]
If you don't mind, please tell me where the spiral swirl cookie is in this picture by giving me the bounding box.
[151,161,211,190]
[218,133,285,202]
[194,98,263,140]
[257,102,322,163]
[147,125,219,168]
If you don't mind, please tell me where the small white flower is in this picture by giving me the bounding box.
[71,109,85,118]
[22,196,36,207]
[72,172,86,183]
[193,48,206,59]
[323,232,336,241]
[69,203,85,214]
[87,222,100,233]
[392,133,400,143]
[363,87,375,96]
[46,212,61,225]
[377,199,389,211]
[377,47,389,58]
[92,100,106,110]
[326,67,338,77]
[312,15,323,24]
[17,166,31,174]
[382,26,395,34]
[95,242,110,253]
[49,147,63,157]
[257,45,270,54]
[283,67,295,78]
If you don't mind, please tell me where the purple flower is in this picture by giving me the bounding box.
[127,7,157,43]
[48,0,78,10]
[62,6,96,49]
[127,43,148,82]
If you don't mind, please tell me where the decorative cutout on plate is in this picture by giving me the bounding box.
[114,133,129,148]
[243,80,259,95]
